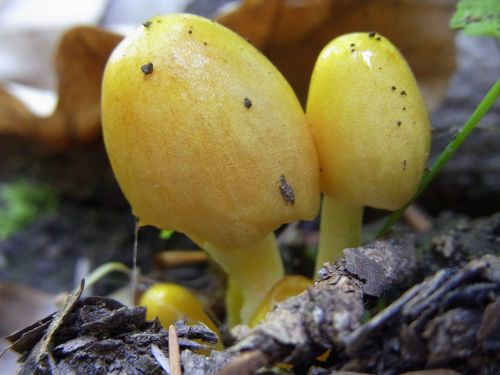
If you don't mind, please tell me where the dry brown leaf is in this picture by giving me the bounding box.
[0,1,456,151]
[47,27,122,149]
[0,282,58,337]
[0,26,122,151]
[217,0,456,110]
[0,87,35,139]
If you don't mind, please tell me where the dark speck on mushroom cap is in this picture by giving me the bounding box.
[279,174,295,205]
[141,62,154,75]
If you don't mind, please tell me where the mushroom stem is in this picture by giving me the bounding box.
[314,195,363,276]
[203,233,284,325]
[225,277,244,327]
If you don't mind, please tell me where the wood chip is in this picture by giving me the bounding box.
[155,250,209,268]
[404,204,432,232]
[169,324,182,375]
[151,344,170,373]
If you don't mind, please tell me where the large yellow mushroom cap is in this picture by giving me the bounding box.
[307,32,430,210]
[102,14,320,250]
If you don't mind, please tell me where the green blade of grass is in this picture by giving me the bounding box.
[71,262,131,295]
[377,79,500,237]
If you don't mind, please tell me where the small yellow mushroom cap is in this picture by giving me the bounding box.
[249,274,313,327]
[102,14,320,249]
[139,283,220,338]
[307,32,430,210]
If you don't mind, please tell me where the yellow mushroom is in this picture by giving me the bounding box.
[249,274,313,327]
[139,283,222,349]
[102,14,320,325]
[139,283,219,333]
[306,32,430,274]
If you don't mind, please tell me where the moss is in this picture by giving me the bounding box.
[0,180,58,240]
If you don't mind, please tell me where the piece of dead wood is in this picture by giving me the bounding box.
[220,254,499,374]
[219,235,417,375]
[5,291,219,374]
[420,212,500,275]
[218,214,500,374]
[9,280,84,374]
[339,255,500,373]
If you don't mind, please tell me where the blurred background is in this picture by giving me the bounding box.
[0,0,499,371]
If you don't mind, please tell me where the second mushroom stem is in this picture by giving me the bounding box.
[315,195,363,276]
[202,233,284,326]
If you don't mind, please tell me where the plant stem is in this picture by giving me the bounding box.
[203,233,284,325]
[377,79,500,237]
[71,262,130,295]
[315,195,363,276]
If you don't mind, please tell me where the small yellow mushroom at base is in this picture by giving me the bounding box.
[139,283,220,340]
[249,274,313,327]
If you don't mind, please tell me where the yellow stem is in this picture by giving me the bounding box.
[203,233,284,325]
[315,195,363,277]
[225,276,244,327]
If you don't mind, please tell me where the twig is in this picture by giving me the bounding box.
[218,351,269,375]
[151,344,170,373]
[169,324,182,375]
[404,204,432,232]
[155,250,209,268]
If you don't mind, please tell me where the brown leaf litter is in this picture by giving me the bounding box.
[1,0,455,151]
[5,214,499,374]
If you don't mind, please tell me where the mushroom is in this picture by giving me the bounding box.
[102,14,320,324]
[249,274,313,327]
[139,283,220,339]
[306,32,430,274]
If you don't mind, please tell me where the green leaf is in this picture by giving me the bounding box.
[159,229,175,240]
[450,0,500,38]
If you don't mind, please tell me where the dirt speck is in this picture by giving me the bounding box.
[243,97,252,109]
[279,174,295,205]
[141,63,153,75]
